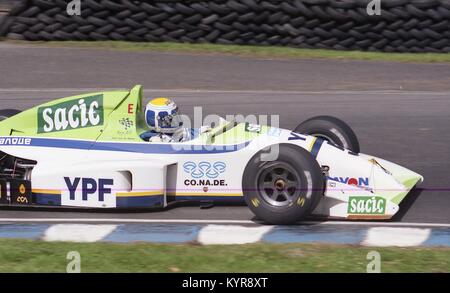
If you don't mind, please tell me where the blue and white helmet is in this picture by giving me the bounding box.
[145,97,182,134]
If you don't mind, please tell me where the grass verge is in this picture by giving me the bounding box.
[0,239,448,272]
[9,40,449,63]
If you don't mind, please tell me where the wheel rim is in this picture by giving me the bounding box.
[256,162,301,207]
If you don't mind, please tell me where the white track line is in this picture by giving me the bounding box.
[312,221,450,228]
[43,224,117,242]
[362,227,431,247]
[198,225,273,245]
[0,218,255,224]
[0,88,449,95]
[0,218,448,227]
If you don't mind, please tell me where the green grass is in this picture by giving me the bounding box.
[10,40,450,63]
[0,239,448,272]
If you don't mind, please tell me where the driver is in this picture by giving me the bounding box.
[140,97,210,142]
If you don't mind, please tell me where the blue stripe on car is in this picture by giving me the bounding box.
[173,196,244,202]
[33,193,62,206]
[311,138,324,158]
[116,195,164,208]
[0,137,250,154]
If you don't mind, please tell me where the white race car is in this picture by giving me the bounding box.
[0,85,423,224]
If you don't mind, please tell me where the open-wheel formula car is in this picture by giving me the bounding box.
[0,85,423,224]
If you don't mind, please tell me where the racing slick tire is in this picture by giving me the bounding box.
[294,115,360,153]
[242,144,323,224]
[0,109,21,121]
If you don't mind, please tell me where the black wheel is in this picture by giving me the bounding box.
[243,144,323,224]
[0,109,21,121]
[294,116,360,153]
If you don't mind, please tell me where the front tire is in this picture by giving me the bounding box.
[294,115,360,153]
[242,144,324,224]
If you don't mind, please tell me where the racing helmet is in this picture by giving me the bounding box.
[145,97,182,134]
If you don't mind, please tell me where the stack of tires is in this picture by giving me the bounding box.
[1,0,449,52]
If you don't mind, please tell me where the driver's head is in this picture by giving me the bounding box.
[145,97,181,134]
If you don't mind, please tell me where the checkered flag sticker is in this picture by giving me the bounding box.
[119,118,134,130]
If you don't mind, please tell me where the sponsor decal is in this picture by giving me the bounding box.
[64,177,114,202]
[297,197,305,207]
[183,161,226,179]
[288,132,306,141]
[19,184,26,194]
[184,179,227,187]
[11,181,31,204]
[251,197,260,207]
[267,127,282,137]
[16,196,28,204]
[128,104,134,114]
[328,176,369,187]
[119,118,134,131]
[245,123,261,133]
[0,137,31,145]
[183,161,227,187]
[38,95,104,133]
[348,196,386,214]
[113,118,135,139]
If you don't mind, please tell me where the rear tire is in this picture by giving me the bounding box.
[0,109,21,121]
[294,115,360,153]
[242,144,323,224]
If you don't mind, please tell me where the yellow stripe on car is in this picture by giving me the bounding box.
[168,192,243,197]
[308,137,318,151]
[32,189,61,195]
[116,190,164,197]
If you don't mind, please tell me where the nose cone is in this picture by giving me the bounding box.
[373,159,423,206]
[390,174,423,205]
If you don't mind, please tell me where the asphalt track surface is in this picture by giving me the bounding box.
[0,43,449,224]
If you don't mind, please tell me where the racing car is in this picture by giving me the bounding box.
[0,85,423,224]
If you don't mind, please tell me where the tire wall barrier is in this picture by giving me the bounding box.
[1,0,450,52]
